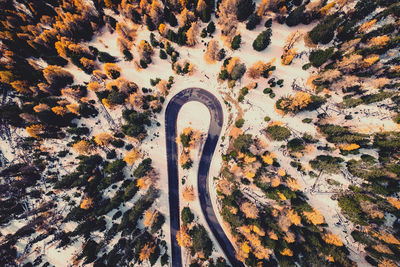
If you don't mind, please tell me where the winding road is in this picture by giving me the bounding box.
[165,88,244,267]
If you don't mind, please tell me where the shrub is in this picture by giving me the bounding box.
[98,52,117,63]
[233,134,253,152]
[231,34,241,50]
[181,207,194,224]
[190,225,213,258]
[134,158,152,178]
[236,0,255,21]
[206,21,215,34]
[264,18,272,28]
[123,49,133,61]
[266,125,291,141]
[287,138,305,152]
[310,155,344,174]
[253,29,272,51]
[246,14,261,30]
[286,5,305,27]
[230,63,246,80]
[309,48,335,67]
[308,15,341,44]
[105,159,126,174]
[235,118,245,128]
[159,50,167,59]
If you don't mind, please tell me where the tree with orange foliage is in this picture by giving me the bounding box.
[73,140,92,155]
[144,210,158,227]
[80,57,96,73]
[33,103,50,113]
[183,185,195,201]
[186,22,198,47]
[287,208,301,225]
[323,232,343,246]
[176,225,192,247]
[139,243,156,261]
[123,149,140,165]
[387,197,400,210]
[51,106,68,116]
[158,23,168,36]
[10,80,30,94]
[137,40,153,63]
[358,19,377,33]
[282,48,297,65]
[43,65,74,90]
[137,178,149,189]
[80,197,93,209]
[204,40,220,63]
[94,132,113,147]
[149,0,163,26]
[276,92,313,114]
[240,202,259,219]
[339,143,360,151]
[104,63,121,79]
[247,60,273,79]
[66,104,80,115]
[303,208,325,225]
[26,124,44,138]
[368,35,390,48]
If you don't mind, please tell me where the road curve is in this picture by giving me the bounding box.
[165,88,244,267]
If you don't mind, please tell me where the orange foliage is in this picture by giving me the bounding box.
[66,104,79,115]
[176,226,192,247]
[124,149,140,165]
[287,209,301,225]
[358,19,377,33]
[26,124,44,138]
[368,35,390,47]
[240,202,259,219]
[51,106,68,116]
[281,48,297,65]
[280,248,293,256]
[271,176,280,187]
[183,185,195,201]
[247,60,273,79]
[374,231,400,245]
[33,103,50,113]
[303,208,325,225]
[80,198,93,209]
[73,140,92,155]
[144,210,158,227]
[364,55,379,66]
[387,197,400,209]
[94,132,113,146]
[339,143,360,151]
[137,178,148,189]
[139,243,156,261]
[278,92,312,113]
[286,178,301,191]
[323,232,343,246]
[104,63,121,79]
[158,23,167,36]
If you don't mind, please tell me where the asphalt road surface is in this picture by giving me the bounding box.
[165,88,244,267]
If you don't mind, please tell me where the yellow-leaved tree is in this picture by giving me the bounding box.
[183,185,195,201]
[139,243,156,262]
[73,140,92,155]
[176,225,192,247]
[123,149,140,165]
[303,208,325,225]
[94,132,113,147]
[240,202,259,219]
[52,106,68,116]
[323,232,343,246]
[80,197,93,209]
[26,124,44,138]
